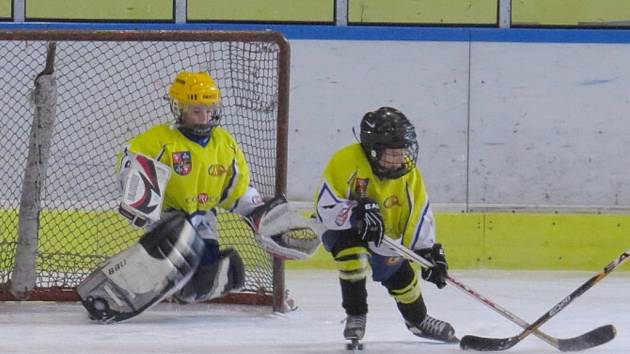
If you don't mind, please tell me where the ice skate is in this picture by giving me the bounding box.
[344,315,366,350]
[406,315,459,343]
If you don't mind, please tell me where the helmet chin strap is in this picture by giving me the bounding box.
[373,164,408,180]
[351,126,361,142]
[178,123,213,137]
[174,109,220,138]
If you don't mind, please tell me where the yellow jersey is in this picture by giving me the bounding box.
[315,143,435,251]
[119,124,251,215]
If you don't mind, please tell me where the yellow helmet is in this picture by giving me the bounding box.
[168,71,221,117]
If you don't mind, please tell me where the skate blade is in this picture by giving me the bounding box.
[346,339,364,351]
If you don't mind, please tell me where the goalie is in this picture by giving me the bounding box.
[77,71,319,323]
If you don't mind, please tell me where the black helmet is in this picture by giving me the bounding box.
[360,107,418,179]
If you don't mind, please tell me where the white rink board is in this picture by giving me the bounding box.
[288,40,630,210]
[0,269,628,353]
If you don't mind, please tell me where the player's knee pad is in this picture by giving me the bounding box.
[396,295,428,325]
[173,248,245,304]
[383,261,421,304]
[382,261,426,324]
[334,246,370,283]
[323,230,370,282]
[77,212,205,323]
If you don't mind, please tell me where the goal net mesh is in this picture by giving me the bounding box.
[0,30,289,306]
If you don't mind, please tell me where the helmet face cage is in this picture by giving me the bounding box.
[367,141,418,179]
[168,71,222,137]
[170,99,221,137]
[360,107,419,179]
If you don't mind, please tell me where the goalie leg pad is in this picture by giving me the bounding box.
[77,212,205,323]
[174,248,245,304]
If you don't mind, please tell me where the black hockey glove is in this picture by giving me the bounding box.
[351,198,384,247]
[416,243,448,289]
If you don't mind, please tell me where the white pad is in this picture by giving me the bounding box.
[255,228,322,260]
[77,214,205,323]
[120,153,170,225]
[252,200,324,260]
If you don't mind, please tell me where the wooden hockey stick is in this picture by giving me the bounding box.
[458,249,629,351]
[382,237,618,352]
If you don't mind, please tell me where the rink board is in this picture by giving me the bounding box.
[2,209,629,271]
[289,212,630,271]
[0,209,269,272]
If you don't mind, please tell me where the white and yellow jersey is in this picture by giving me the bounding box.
[118,123,254,215]
[315,143,435,252]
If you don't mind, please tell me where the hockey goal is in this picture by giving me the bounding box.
[0,30,290,311]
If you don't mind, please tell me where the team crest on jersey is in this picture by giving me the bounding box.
[208,164,227,176]
[172,151,192,176]
[354,178,369,196]
[383,195,402,208]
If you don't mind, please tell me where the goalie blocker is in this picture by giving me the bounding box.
[118,153,170,228]
[77,212,245,323]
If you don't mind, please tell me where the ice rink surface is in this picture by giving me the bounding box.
[0,269,628,354]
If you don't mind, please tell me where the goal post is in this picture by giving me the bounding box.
[0,30,290,312]
[11,42,58,300]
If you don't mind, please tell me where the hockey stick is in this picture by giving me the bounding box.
[381,237,618,352]
[459,249,629,351]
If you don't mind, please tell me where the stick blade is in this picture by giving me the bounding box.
[460,335,518,351]
[558,324,616,352]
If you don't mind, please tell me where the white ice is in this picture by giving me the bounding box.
[0,269,628,353]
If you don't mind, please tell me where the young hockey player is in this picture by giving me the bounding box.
[315,107,457,345]
[77,71,313,322]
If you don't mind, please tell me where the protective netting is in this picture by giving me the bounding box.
[0,31,288,303]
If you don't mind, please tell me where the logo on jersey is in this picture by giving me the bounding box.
[172,151,192,176]
[208,164,227,176]
[383,195,402,208]
[335,200,356,227]
[185,194,218,205]
[198,193,209,204]
[386,256,402,266]
[354,178,369,197]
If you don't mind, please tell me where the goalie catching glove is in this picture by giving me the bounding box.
[246,195,322,260]
[416,243,448,289]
